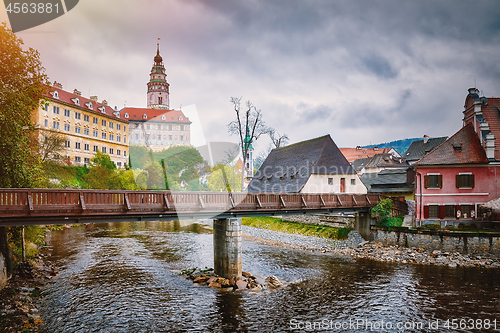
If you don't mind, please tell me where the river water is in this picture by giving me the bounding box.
[39,221,500,332]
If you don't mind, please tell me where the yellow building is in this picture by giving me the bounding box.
[31,82,130,168]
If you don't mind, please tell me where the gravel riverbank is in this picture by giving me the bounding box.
[242,226,500,268]
[0,257,58,332]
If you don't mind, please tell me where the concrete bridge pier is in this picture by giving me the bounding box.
[213,218,242,279]
[355,212,373,241]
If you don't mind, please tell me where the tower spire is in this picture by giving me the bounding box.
[147,39,170,109]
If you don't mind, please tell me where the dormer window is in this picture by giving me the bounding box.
[161,115,166,120]
[97,106,106,114]
[71,97,80,105]
[84,102,93,109]
[179,116,183,121]
[453,144,462,152]
[50,90,59,99]
[143,113,147,119]
[124,113,129,118]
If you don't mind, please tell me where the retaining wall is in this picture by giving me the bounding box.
[371,226,500,256]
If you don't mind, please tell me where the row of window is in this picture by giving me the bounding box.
[46,120,126,143]
[424,204,476,219]
[65,140,127,156]
[45,106,125,131]
[424,174,475,189]
[132,123,188,131]
[134,134,189,141]
[131,140,188,147]
[73,156,123,168]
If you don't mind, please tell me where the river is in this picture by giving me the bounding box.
[39,221,500,332]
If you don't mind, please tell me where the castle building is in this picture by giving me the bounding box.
[32,82,130,168]
[122,42,191,151]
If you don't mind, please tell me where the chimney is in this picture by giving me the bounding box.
[356,146,361,150]
[53,81,63,89]
[73,89,81,96]
[485,133,496,160]
[90,96,98,102]
[374,146,379,151]
[423,135,429,144]
[102,100,108,106]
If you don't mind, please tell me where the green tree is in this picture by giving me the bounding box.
[37,130,68,162]
[133,169,148,190]
[91,151,117,170]
[208,164,242,192]
[118,169,140,190]
[129,145,209,191]
[0,22,47,188]
[371,198,393,224]
[145,160,165,189]
[81,152,120,189]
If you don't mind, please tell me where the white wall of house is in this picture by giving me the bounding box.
[300,174,367,194]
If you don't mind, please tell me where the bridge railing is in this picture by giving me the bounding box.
[0,188,386,218]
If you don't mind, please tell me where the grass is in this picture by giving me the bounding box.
[242,216,352,240]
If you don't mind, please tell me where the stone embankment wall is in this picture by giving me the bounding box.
[283,214,355,229]
[371,226,500,256]
[0,227,12,290]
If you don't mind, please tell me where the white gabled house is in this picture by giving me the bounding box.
[248,135,367,194]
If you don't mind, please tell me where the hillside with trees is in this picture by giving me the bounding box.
[362,137,423,155]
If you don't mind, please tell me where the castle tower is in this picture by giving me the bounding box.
[147,41,170,109]
[244,126,254,179]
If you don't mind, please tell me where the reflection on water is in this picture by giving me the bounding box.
[40,221,500,332]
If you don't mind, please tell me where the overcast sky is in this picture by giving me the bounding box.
[2,0,500,154]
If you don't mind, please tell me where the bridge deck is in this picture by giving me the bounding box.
[0,189,406,226]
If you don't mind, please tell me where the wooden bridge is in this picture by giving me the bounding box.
[0,189,407,227]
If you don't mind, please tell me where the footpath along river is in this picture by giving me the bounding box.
[38,220,500,332]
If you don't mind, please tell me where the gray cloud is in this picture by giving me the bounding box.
[4,0,500,153]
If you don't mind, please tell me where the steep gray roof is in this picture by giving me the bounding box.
[404,137,448,162]
[362,153,410,169]
[360,168,414,194]
[352,156,373,172]
[248,135,355,193]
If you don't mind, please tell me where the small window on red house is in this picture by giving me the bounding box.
[445,205,455,218]
[456,174,474,188]
[428,205,439,218]
[424,175,442,189]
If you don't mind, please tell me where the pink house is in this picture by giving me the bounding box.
[414,88,500,223]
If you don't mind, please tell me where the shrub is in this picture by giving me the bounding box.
[371,198,393,224]
[380,216,403,227]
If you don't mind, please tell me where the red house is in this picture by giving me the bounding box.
[414,88,500,224]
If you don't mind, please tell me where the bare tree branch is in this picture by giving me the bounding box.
[267,128,289,148]
[227,97,267,190]
[36,130,68,162]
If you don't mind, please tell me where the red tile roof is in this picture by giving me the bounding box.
[43,86,128,122]
[121,107,191,124]
[415,123,488,166]
[339,147,393,163]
